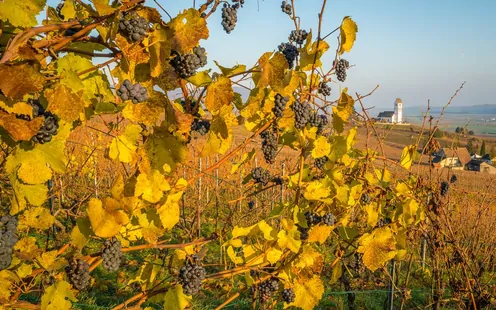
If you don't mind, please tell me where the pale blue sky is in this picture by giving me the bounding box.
[45,0,496,110]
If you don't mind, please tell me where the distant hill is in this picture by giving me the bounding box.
[403,104,496,115]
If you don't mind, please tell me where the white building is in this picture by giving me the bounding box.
[376,98,403,123]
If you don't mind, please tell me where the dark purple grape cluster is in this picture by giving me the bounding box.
[376,217,392,228]
[272,176,283,185]
[314,156,328,170]
[318,82,331,96]
[322,213,335,226]
[273,93,289,118]
[258,278,279,302]
[170,47,208,79]
[221,4,238,34]
[334,59,350,82]
[298,226,309,240]
[66,259,91,291]
[260,129,278,164]
[178,258,206,296]
[289,29,308,45]
[450,175,457,184]
[291,100,311,129]
[0,216,18,270]
[281,1,292,15]
[305,211,322,226]
[252,167,271,185]
[282,288,296,303]
[117,80,148,104]
[232,0,245,8]
[278,42,299,69]
[119,12,149,42]
[23,99,59,144]
[248,200,255,209]
[180,99,200,116]
[191,119,211,135]
[440,181,449,196]
[309,112,328,134]
[101,237,122,272]
[361,193,371,204]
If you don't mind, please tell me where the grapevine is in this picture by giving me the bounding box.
[101,237,122,272]
[178,257,206,296]
[66,259,91,291]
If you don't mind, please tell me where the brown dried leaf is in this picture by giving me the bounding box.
[0,110,43,141]
[0,64,45,100]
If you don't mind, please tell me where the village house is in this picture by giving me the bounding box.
[432,147,471,170]
[376,98,403,123]
[466,159,496,174]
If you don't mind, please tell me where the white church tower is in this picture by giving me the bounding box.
[393,98,403,123]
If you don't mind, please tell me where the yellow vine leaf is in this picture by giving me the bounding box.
[227,246,243,264]
[140,132,187,174]
[60,0,76,19]
[0,270,18,301]
[14,237,41,260]
[16,263,33,279]
[138,210,165,244]
[400,144,418,170]
[70,218,92,249]
[265,247,283,265]
[231,148,255,174]
[10,178,48,214]
[164,285,192,310]
[285,275,324,310]
[0,110,43,141]
[122,93,165,126]
[311,136,331,159]
[365,203,379,227]
[0,0,46,28]
[204,76,233,115]
[277,219,301,253]
[158,191,183,231]
[41,281,77,310]
[36,250,58,271]
[254,52,287,90]
[128,259,162,290]
[357,227,397,272]
[299,31,330,71]
[135,170,171,203]
[149,25,173,77]
[293,245,322,270]
[19,207,54,230]
[45,84,86,122]
[87,198,129,238]
[332,88,354,133]
[304,180,331,202]
[339,16,358,55]
[109,124,142,163]
[92,0,114,15]
[214,61,247,77]
[232,223,257,239]
[307,225,332,244]
[201,105,237,157]
[169,8,209,53]
[258,220,276,240]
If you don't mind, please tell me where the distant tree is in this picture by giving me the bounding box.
[468,130,474,135]
[455,127,462,133]
[467,140,474,154]
[481,141,487,156]
[433,129,443,138]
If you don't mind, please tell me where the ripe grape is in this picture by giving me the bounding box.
[334,59,350,82]
[440,181,449,196]
[305,211,322,226]
[298,225,309,240]
[232,0,245,8]
[66,259,91,291]
[258,278,279,302]
[282,288,296,303]
[278,42,298,69]
[117,80,148,103]
[252,167,271,185]
[178,258,206,296]
[291,100,311,129]
[318,82,331,96]
[376,217,392,228]
[281,1,292,15]
[221,4,238,34]
[360,193,371,204]
[119,12,149,42]
[180,99,200,116]
[272,176,283,185]
[260,129,278,164]
[0,215,18,270]
[26,99,59,145]
[289,29,308,45]
[170,48,207,79]
[273,93,289,118]
[191,119,211,135]
[309,112,329,134]
[101,237,122,272]
[314,156,328,170]
[322,213,335,226]
[248,200,255,209]
[450,175,457,184]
